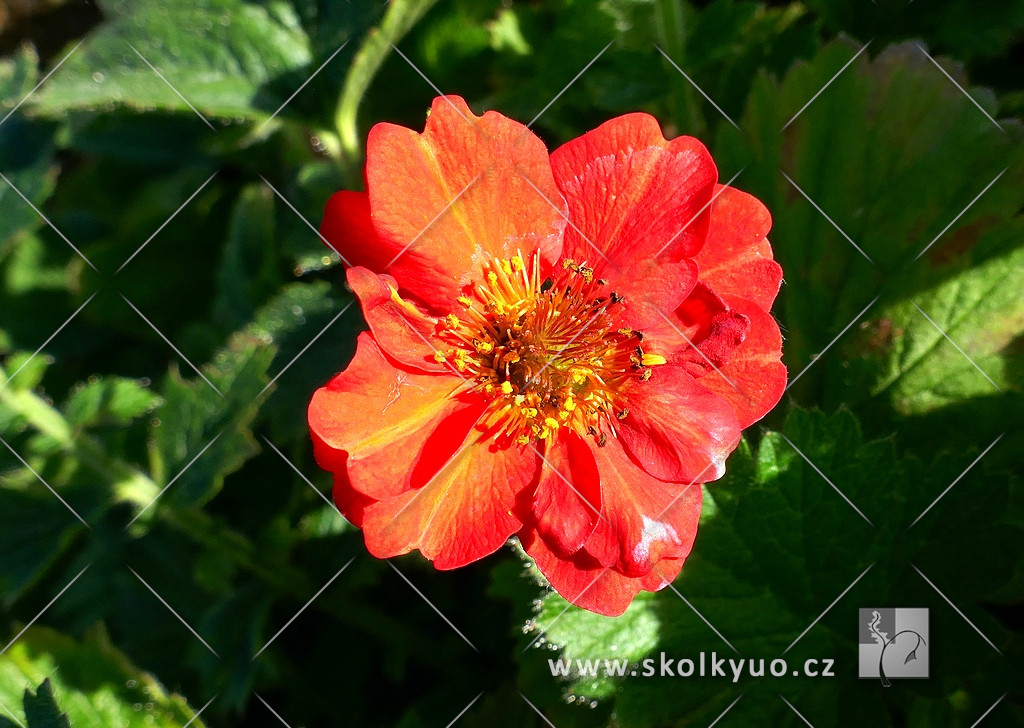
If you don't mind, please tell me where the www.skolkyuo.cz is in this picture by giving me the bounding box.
[549,653,837,682]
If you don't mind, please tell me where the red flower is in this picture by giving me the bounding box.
[309,96,784,616]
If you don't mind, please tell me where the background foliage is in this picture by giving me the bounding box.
[0,0,1022,726]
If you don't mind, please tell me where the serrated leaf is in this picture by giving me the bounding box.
[31,0,312,121]
[63,377,161,428]
[146,335,272,513]
[144,281,353,516]
[0,352,50,397]
[0,487,85,607]
[522,408,1023,728]
[714,41,1024,427]
[0,627,204,727]
[249,281,359,442]
[843,229,1024,453]
[532,591,661,699]
[22,680,70,728]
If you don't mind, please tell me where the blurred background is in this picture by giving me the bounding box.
[0,0,1022,726]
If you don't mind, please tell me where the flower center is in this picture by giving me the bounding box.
[434,253,665,446]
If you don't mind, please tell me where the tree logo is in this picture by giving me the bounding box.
[858,608,929,684]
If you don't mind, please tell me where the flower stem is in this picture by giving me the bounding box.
[333,0,440,184]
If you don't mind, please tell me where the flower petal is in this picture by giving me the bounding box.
[583,438,705,576]
[670,282,751,371]
[550,112,717,270]
[530,432,602,558]
[346,266,448,373]
[363,95,566,313]
[520,529,641,617]
[695,185,782,311]
[332,471,375,528]
[520,476,701,616]
[308,333,484,500]
[616,365,741,484]
[319,190,395,272]
[614,258,700,333]
[697,293,786,428]
[361,426,538,569]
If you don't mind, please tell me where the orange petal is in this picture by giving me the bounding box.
[519,478,700,616]
[308,333,483,500]
[697,294,786,428]
[319,190,395,272]
[616,365,741,484]
[332,471,375,528]
[530,432,602,558]
[550,112,717,269]
[346,266,448,373]
[582,437,706,577]
[613,257,700,334]
[696,185,782,311]
[670,281,750,371]
[362,427,539,569]
[363,95,566,313]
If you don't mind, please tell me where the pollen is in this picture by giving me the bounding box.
[434,251,663,446]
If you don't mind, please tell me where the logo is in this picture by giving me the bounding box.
[858,608,929,685]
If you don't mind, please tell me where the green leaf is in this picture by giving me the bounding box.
[0,487,85,607]
[213,183,280,331]
[31,0,312,122]
[521,408,1023,728]
[144,280,353,517]
[714,42,1024,429]
[63,377,162,429]
[0,627,204,727]
[249,280,359,443]
[0,44,37,102]
[22,680,71,728]
[277,163,346,275]
[532,591,662,700]
[0,47,59,250]
[857,232,1024,413]
[145,332,272,514]
[803,0,1024,63]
